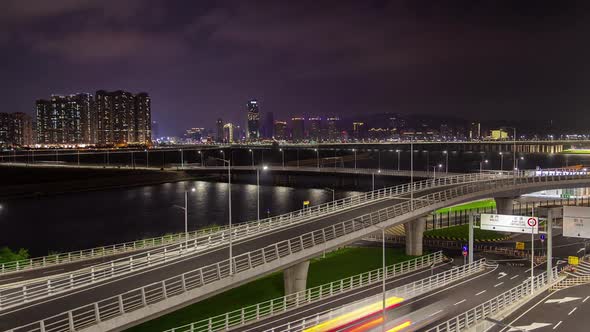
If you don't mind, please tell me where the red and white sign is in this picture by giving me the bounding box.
[527,218,538,227]
[481,214,539,234]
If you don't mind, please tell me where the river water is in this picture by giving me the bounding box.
[3,152,590,256]
[0,181,365,256]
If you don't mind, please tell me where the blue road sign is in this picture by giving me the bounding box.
[462,245,468,252]
[540,234,546,241]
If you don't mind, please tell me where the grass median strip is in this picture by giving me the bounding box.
[434,199,496,215]
[126,247,415,332]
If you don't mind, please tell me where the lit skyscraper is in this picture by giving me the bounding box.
[246,99,260,140]
[308,117,322,141]
[216,118,224,143]
[95,90,151,146]
[273,120,287,140]
[327,117,340,141]
[36,93,94,145]
[291,117,305,142]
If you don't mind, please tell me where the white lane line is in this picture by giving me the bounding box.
[510,275,519,280]
[583,296,589,303]
[476,290,487,296]
[454,299,467,305]
[42,269,64,274]
[496,290,561,332]
[553,321,562,329]
[494,282,504,287]
[428,309,443,317]
[568,307,577,316]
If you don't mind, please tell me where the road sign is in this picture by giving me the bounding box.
[481,214,539,234]
[515,242,525,250]
[568,256,579,265]
[563,206,590,238]
[462,250,468,257]
[527,217,537,227]
[303,200,310,206]
[462,245,468,252]
[540,234,546,243]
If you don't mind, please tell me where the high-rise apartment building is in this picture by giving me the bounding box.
[0,112,33,147]
[291,117,305,142]
[36,90,151,146]
[216,118,224,143]
[36,93,94,145]
[352,122,366,140]
[308,117,322,141]
[262,111,274,138]
[246,100,260,140]
[273,120,287,140]
[95,90,151,146]
[469,121,481,140]
[327,117,340,141]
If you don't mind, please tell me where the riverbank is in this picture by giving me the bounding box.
[0,166,209,200]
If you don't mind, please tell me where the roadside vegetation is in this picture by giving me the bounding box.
[0,247,30,264]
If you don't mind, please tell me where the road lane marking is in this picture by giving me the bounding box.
[476,290,487,296]
[454,299,467,305]
[498,291,561,332]
[584,296,589,303]
[428,310,443,317]
[238,264,499,332]
[494,282,504,287]
[568,307,577,316]
[553,321,562,329]
[510,275,519,280]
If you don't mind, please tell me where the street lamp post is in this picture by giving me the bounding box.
[324,187,335,201]
[180,149,184,169]
[479,159,489,173]
[173,187,196,244]
[372,169,381,191]
[396,150,401,171]
[353,149,357,169]
[432,164,442,180]
[249,149,254,166]
[442,150,449,173]
[499,152,504,171]
[213,156,233,275]
[198,150,203,166]
[257,165,269,221]
[315,148,319,168]
[378,150,381,170]
[280,148,285,168]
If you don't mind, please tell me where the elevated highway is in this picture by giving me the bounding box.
[4,171,590,332]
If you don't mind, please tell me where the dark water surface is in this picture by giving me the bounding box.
[0,181,365,256]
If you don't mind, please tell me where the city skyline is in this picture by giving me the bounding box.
[2,1,590,136]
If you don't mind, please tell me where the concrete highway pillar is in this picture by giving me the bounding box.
[404,216,426,256]
[283,260,310,295]
[494,197,515,215]
[547,208,554,282]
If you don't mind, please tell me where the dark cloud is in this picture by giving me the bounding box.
[1,0,590,135]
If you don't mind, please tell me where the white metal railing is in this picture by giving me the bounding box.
[0,172,501,277]
[0,173,502,310]
[7,172,589,332]
[260,259,491,332]
[427,268,560,332]
[164,252,444,332]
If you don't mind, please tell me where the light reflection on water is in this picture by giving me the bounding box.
[0,181,363,256]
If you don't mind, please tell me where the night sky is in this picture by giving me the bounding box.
[1,0,589,135]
